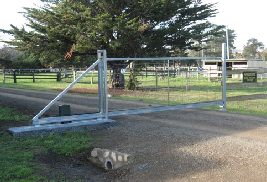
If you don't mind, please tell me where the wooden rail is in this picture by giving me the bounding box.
[2,69,73,83]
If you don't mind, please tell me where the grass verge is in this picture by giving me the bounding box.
[0,107,30,122]
[0,106,93,182]
[227,99,267,117]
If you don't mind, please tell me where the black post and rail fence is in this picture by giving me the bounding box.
[2,69,72,83]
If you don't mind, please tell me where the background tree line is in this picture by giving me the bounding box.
[242,38,266,60]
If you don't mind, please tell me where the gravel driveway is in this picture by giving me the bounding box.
[0,87,267,181]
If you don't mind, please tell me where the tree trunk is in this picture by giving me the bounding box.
[111,67,125,89]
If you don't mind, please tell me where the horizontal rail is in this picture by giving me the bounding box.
[4,68,60,71]
[108,100,223,117]
[4,77,59,79]
[35,101,222,125]
[8,77,58,80]
[4,74,59,76]
[107,57,221,61]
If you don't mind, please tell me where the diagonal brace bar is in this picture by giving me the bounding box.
[32,59,101,124]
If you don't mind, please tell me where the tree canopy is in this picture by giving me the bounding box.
[0,46,42,68]
[187,28,236,58]
[203,29,236,58]
[261,49,267,61]
[243,38,264,59]
[1,0,223,67]
[0,46,21,68]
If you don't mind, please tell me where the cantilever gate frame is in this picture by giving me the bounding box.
[31,43,227,126]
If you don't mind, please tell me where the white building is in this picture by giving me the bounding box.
[202,59,267,79]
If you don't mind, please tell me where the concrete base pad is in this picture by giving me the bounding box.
[8,119,116,136]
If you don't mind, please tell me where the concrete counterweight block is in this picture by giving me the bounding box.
[89,148,130,170]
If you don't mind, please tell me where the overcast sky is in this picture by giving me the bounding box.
[203,0,267,50]
[0,0,42,47]
[0,0,266,50]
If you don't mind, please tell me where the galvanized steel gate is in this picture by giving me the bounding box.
[9,44,227,134]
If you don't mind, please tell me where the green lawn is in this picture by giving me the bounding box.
[0,107,30,122]
[0,71,99,91]
[227,99,267,117]
[1,73,267,116]
[0,107,93,182]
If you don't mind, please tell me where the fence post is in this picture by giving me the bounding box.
[13,70,17,83]
[185,71,188,92]
[155,68,158,90]
[261,67,263,80]
[145,64,148,78]
[173,61,176,77]
[32,72,35,83]
[3,69,5,84]
[188,67,190,78]
[56,71,61,82]
[73,70,76,81]
[64,69,67,78]
[91,70,94,84]
[197,67,199,80]
[208,67,211,81]
[163,60,166,79]
[221,43,227,111]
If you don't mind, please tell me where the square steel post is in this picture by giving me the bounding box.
[167,60,170,105]
[97,50,108,120]
[221,43,227,111]
[97,54,103,113]
[103,51,108,120]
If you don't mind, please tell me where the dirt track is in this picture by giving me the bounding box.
[0,87,267,181]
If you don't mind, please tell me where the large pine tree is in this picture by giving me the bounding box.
[1,0,223,86]
[1,0,220,63]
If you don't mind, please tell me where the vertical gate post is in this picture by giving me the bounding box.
[98,55,102,114]
[167,60,170,105]
[97,50,108,120]
[221,43,227,111]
